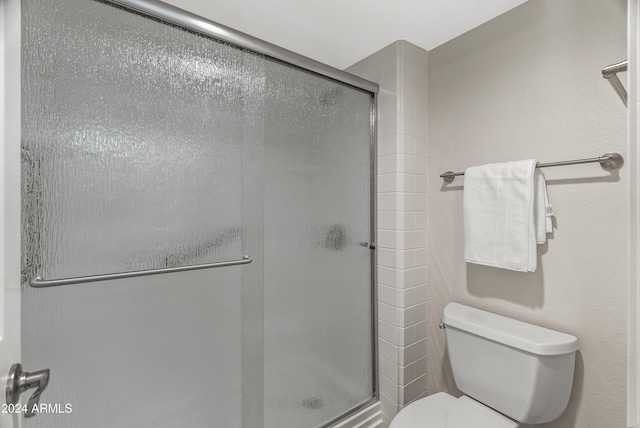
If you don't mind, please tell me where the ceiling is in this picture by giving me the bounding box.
[164,0,528,70]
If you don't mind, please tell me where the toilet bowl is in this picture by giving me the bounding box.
[390,392,518,428]
[389,303,578,428]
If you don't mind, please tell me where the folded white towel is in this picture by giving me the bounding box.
[534,169,553,245]
[463,159,551,272]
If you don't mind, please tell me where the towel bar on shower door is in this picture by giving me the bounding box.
[29,255,252,288]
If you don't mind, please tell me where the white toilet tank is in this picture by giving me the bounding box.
[443,303,578,425]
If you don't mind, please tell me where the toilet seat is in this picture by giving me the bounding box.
[389,392,518,428]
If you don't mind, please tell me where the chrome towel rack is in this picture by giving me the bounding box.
[439,152,624,184]
[30,255,252,288]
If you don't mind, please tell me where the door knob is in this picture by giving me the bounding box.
[6,363,50,418]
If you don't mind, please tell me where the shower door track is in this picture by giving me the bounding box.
[103,0,379,94]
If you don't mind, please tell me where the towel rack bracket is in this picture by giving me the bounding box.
[601,152,624,171]
[442,171,456,184]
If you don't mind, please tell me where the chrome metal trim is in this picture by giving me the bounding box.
[440,152,625,183]
[30,256,252,288]
[325,397,380,428]
[603,60,628,78]
[370,92,379,403]
[103,0,379,94]
[602,60,628,107]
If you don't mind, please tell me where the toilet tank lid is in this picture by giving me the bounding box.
[443,303,578,356]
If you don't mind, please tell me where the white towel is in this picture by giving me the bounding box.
[463,160,551,272]
[534,169,553,245]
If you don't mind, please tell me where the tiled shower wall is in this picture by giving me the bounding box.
[347,40,429,426]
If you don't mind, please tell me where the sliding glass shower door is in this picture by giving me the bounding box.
[263,62,374,428]
[22,1,265,426]
[21,1,375,427]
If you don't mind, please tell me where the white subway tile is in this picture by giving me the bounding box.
[378,266,398,287]
[379,338,399,365]
[379,116,398,138]
[397,212,415,231]
[402,193,427,211]
[405,267,426,287]
[378,193,397,211]
[381,135,398,156]
[379,93,397,120]
[378,155,398,175]
[403,62,428,86]
[379,356,399,384]
[398,324,416,347]
[382,211,398,230]
[400,375,427,404]
[414,97,428,117]
[406,250,418,269]
[378,248,389,268]
[414,247,428,266]
[381,248,398,269]
[377,230,398,249]
[400,135,417,155]
[378,302,398,326]
[414,174,428,194]
[380,391,399,420]
[394,250,404,270]
[401,42,428,68]
[382,174,399,193]
[403,116,427,140]
[415,320,428,341]
[395,173,413,193]
[403,79,428,106]
[380,374,398,400]
[382,57,398,89]
[399,356,427,384]
[400,338,427,366]
[400,154,426,175]
[398,287,417,308]
[400,230,426,249]
[381,284,398,306]
[400,302,427,326]
[415,137,427,157]
[415,285,427,303]
[379,320,399,345]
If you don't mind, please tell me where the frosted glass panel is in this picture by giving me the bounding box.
[24,272,244,427]
[263,62,374,428]
[22,0,264,427]
[21,0,260,281]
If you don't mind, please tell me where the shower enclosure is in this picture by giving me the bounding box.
[20,0,377,427]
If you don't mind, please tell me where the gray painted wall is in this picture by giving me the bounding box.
[428,0,627,426]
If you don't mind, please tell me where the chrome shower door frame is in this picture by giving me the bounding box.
[105,0,378,94]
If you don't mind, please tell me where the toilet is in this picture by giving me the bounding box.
[390,303,578,428]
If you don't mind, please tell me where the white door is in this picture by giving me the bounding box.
[0,0,22,427]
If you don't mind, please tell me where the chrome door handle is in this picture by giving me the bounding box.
[6,363,50,418]
[359,242,376,250]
